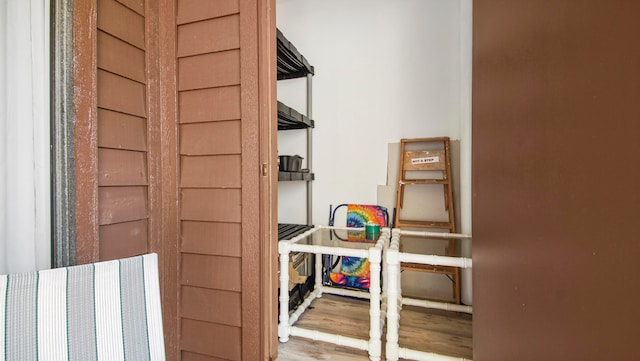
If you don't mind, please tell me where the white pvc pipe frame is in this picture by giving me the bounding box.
[278,225,390,361]
[386,228,473,361]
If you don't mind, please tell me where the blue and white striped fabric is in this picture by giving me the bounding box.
[0,253,165,361]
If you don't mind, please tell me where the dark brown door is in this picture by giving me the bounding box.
[473,1,640,360]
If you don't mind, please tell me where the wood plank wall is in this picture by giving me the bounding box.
[76,0,181,356]
[76,0,270,359]
[96,0,150,261]
[176,1,246,360]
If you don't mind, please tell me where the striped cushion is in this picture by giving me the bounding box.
[0,253,165,361]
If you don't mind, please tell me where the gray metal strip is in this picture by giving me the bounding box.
[66,264,97,361]
[5,273,38,361]
[51,0,76,268]
[119,257,150,361]
[306,73,313,225]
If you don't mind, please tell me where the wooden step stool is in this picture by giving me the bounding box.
[394,137,461,304]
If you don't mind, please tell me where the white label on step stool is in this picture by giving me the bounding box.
[412,156,439,165]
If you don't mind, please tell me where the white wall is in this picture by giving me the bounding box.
[276,0,464,226]
[0,0,51,273]
[277,0,474,304]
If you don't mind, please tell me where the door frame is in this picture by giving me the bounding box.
[257,0,279,358]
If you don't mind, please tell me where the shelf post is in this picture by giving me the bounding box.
[306,73,313,225]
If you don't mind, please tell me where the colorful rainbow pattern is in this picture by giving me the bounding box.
[346,204,387,228]
[328,204,387,291]
[329,255,371,289]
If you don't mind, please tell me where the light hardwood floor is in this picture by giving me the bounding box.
[276,294,472,360]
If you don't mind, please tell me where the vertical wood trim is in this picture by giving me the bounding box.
[157,0,180,359]
[239,0,260,358]
[146,0,161,283]
[259,0,278,358]
[74,0,100,264]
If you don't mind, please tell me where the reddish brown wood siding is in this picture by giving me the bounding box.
[473,1,640,360]
[75,0,181,357]
[75,0,274,359]
[177,0,275,358]
[176,1,248,359]
[96,0,150,260]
